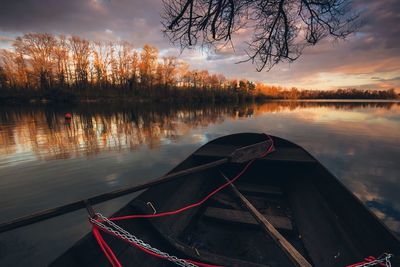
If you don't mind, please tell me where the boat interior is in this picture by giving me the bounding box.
[51,133,400,267]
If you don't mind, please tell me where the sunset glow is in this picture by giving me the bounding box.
[0,0,399,91]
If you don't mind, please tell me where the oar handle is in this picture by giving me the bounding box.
[0,158,228,233]
[0,139,273,233]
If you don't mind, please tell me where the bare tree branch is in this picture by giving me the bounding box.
[162,0,358,71]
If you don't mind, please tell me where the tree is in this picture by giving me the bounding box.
[162,0,357,71]
[177,61,190,87]
[0,66,6,89]
[53,35,69,88]
[0,49,19,88]
[130,51,140,90]
[13,33,58,89]
[116,41,134,87]
[139,44,158,88]
[163,56,178,87]
[68,36,90,88]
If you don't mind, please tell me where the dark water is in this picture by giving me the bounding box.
[0,101,399,266]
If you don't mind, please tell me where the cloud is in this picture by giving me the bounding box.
[372,76,400,82]
[0,0,399,89]
[0,35,14,47]
[0,0,165,46]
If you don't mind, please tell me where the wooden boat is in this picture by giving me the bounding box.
[51,133,400,267]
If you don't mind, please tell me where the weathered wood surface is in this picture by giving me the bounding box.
[237,183,283,195]
[287,178,362,267]
[204,207,293,230]
[223,176,313,267]
[211,193,241,209]
[193,139,273,163]
[194,143,315,163]
[262,147,315,163]
[0,157,229,233]
[194,144,239,158]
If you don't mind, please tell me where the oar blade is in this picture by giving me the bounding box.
[230,140,274,163]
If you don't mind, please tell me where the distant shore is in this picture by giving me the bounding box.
[0,88,398,105]
[1,33,398,106]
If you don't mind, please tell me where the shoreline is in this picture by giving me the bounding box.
[1,95,398,106]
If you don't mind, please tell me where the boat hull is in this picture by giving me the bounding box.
[51,133,400,267]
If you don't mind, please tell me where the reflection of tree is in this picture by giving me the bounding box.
[0,101,398,159]
[255,101,399,114]
[0,103,247,159]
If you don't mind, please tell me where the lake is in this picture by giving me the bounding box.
[0,100,399,266]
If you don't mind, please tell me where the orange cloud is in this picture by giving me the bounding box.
[332,57,400,75]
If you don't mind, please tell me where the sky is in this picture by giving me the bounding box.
[0,0,399,91]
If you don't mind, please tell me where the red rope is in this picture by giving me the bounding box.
[111,157,255,221]
[92,227,122,267]
[91,134,274,267]
[110,135,274,222]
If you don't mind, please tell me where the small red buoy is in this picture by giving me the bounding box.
[65,113,72,120]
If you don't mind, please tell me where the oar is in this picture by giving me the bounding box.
[220,172,313,267]
[0,139,272,234]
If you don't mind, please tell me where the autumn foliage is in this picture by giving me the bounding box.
[0,33,397,103]
[0,33,258,102]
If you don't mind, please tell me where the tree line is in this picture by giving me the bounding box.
[0,33,258,102]
[255,84,398,100]
[0,33,397,103]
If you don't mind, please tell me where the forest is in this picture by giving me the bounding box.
[0,33,397,103]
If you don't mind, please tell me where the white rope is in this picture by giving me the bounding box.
[90,213,198,267]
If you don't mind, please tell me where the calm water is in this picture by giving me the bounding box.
[0,101,399,266]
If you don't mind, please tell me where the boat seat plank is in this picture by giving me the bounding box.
[211,191,283,208]
[193,143,315,163]
[237,183,283,195]
[193,143,315,164]
[164,236,273,267]
[261,147,315,163]
[211,193,241,209]
[193,144,239,158]
[204,207,293,230]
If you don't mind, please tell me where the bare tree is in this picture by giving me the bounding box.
[162,0,358,71]
[53,35,69,88]
[116,41,134,86]
[13,33,57,89]
[139,44,159,88]
[68,36,90,88]
[0,49,18,88]
[130,51,140,90]
[163,56,178,87]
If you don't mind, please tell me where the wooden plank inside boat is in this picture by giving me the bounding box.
[193,144,239,158]
[237,183,283,195]
[194,143,315,164]
[211,193,241,209]
[262,147,315,163]
[204,207,293,230]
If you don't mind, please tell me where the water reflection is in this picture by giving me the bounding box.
[1,101,398,161]
[0,100,399,266]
